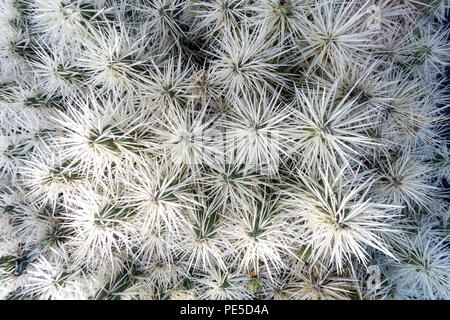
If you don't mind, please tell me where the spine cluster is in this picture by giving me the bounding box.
[0,0,449,300]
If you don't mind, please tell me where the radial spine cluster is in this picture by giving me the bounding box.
[0,0,449,300]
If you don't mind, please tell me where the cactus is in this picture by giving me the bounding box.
[0,0,449,300]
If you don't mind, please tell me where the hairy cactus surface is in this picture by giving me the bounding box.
[0,0,449,300]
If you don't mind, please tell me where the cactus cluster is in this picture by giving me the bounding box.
[0,0,449,300]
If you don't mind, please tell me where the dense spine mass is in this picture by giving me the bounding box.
[0,0,449,300]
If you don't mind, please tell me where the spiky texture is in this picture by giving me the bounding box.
[0,0,448,300]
